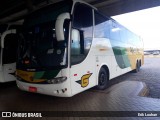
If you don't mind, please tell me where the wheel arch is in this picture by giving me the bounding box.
[96,64,110,85]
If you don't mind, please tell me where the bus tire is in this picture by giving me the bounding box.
[133,61,140,73]
[139,60,141,68]
[96,67,108,90]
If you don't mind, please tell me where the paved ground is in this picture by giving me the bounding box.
[109,57,160,98]
[1,57,160,120]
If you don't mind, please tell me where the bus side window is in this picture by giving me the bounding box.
[2,34,18,64]
[71,3,93,65]
[110,22,121,41]
[94,10,110,38]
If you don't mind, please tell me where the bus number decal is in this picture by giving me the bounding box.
[76,73,92,88]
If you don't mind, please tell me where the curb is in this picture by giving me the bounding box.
[138,82,149,97]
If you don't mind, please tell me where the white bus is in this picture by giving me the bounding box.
[16,0,144,97]
[0,24,20,82]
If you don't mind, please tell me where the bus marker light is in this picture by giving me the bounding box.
[74,74,77,76]
[29,87,37,92]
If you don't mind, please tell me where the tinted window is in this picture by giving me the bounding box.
[94,11,110,38]
[110,22,121,41]
[18,20,69,69]
[3,34,18,64]
[24,1,72,27]
[119,27,128,43]
[71,3,93,65]
[0,24,7,33]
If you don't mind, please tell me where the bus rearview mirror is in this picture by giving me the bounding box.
[55,13,70,42]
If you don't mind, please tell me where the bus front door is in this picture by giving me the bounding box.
[70,29,96,95]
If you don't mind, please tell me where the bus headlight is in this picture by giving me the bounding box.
[47,77,67,84]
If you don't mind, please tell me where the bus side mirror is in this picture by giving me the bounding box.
[55,13,70,42]
[1,29,16,48]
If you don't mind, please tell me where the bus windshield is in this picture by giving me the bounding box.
[17,1,72,70]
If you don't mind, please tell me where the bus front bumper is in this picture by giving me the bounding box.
[16,80,72,97]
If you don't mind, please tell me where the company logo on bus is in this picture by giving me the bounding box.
[76,73,92,88]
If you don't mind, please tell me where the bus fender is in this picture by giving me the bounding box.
[96,63,110,85]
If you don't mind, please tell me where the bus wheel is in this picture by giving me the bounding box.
[134,61,140,73]
[96,67,108,90]
[139,60,141,69]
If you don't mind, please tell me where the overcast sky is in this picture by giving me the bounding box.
[112,6,160,50]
